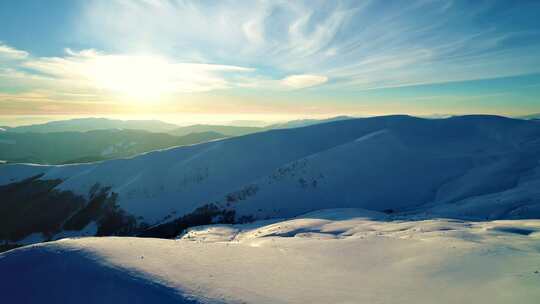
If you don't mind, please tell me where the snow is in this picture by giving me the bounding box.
[2,209,540,303]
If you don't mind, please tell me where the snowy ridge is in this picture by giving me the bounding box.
[1,115,540,243]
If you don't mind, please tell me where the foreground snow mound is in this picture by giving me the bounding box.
[2,209,540,304]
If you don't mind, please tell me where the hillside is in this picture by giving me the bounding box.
[1,115,540,245]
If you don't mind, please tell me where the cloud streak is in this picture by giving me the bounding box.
[281,74,328,89]
[1,47,255,105]
[24,49,253,95]
[0,43,29,59]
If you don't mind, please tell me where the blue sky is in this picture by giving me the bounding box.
[1,0,540,123]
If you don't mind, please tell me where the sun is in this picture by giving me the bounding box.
[84,55,176,101]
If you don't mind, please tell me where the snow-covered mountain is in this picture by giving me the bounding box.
[1,115,540,244]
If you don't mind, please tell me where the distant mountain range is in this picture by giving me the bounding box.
[1,114,537,167]
[0,129,224,164]
[1,115,539,246]
[168,116,355,137]
[3,114,538,136]
[2,116,355,135]
[264,115,353,129]
[518,113,540,120]
[5,117,180,133]
[0,116,357,165]
[168,125,263,137]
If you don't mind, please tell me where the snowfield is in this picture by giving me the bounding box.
[2,209,540,304]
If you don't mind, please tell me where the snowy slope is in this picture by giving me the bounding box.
[227,128,471,218]
[1,115,540,243]
[0,116,403,221]
[219,115,540,220]
[2,209,540,304]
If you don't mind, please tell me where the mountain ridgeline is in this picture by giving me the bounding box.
[0,129,225,164]
[0,116,356,165]
[1,115,540,245]
[4,118,180,133]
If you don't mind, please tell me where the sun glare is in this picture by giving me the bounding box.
[85,55,173,101]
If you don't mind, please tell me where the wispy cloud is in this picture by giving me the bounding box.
[1,0,540,116]
[281,74,328,89]
[0,43,29,59]
[24,49,253,95]
[75,0,540,91]
[1,46,255,104]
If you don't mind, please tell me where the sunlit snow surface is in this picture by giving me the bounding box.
[2,209,540,304]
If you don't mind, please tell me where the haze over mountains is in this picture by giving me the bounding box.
[3,117,180,133]
[0,116,355,165]
[168,125,262,137]
[0,129,224,164]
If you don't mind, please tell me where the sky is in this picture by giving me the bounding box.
[1,0,540,125]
